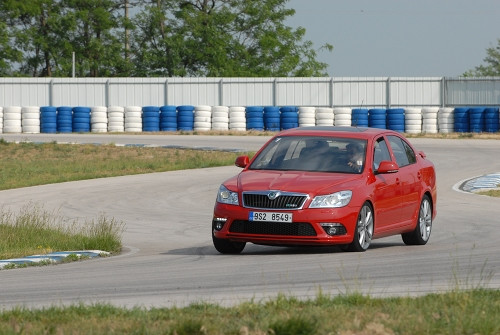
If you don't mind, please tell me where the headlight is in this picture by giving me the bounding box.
[309,190,352,208]
[216,185,239,205]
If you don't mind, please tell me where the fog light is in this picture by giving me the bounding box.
[320,223,346,236]
[213,218,227,231]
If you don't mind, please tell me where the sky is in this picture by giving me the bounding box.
[285,0,500,77]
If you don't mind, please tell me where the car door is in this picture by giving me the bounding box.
[371,137,402,232]
[387,135,421,226]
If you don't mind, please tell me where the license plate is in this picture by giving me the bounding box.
[249,211,292,223]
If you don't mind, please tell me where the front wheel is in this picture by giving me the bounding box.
[343,202,373,252]
[402,195,432,245]
[212,234,246,254]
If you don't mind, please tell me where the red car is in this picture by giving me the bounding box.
[212,126,437,253]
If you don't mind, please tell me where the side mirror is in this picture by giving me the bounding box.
[235,155,250,168]
[377,161,399,174]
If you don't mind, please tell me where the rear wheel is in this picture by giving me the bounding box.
[402,195,432,245]
[344,202,373,252]
[212,235,246,254]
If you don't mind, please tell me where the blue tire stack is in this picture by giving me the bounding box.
[246,106,264,131]
[263,106,280,131]
[469,107,485,133]
[57,106,73,133]
[40,106,57,133]
[280,106,299,130]
[484,107,499,133]
[177,105,194,131]
[368,109,387,129]
[160,105,177,131]
[454,107,470,133]
[386,108,405,132]
[142,106,160,132]
[351,108,369,127]
[72,107,91,132]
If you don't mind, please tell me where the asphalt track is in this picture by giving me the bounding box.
[0,134,499,310]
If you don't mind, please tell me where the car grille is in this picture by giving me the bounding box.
[242,192,307,210]
[229,220,317,236]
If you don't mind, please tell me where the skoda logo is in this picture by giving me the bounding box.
[267,191,280,200]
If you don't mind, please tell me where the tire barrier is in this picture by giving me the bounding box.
[484,107,499,133]
[21,106,41,134]
[229,106,246,131]
[422,107,439,134]
[107,106,125,132]
[263,106,280,131]
[315,107,334,126]
[40,106,57,133]
[160,105,177,131]
[351,108,369,127]
[368,109,386,129]
[194,105,212,132]
[72,107,91,133]
[404,108,422,134]
[56,106,73,133]
[386,108,405,133]
[438,107,454,133]
[246,106,264,131]
[177,105,195,131]
[280,106,299,130]
[298,107,316,127]
[91,106,108,133]
[142,106,160,132]
[211,106,229,131]
[454,107,470,133]
[469,107,485,133]
[333,108,352,127]
[2,105,500,134]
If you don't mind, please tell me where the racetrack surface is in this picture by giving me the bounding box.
[0,135,499,309]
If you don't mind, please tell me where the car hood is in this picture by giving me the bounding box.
[229,169,362,195]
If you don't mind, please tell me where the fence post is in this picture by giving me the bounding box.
[330,77,334,108]
[386,77,391,109]
[441,77,446,107]
[165,78,169,106]
[49,79,54,106]
[105,79,110,107]
[219,78,223,106]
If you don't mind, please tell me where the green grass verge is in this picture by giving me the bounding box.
[0,289,498,334]
[0,140,249,190]
[0,203,124,260]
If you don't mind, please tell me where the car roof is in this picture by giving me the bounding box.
[276,126,399,140]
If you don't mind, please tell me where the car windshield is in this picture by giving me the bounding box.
[249,136,367,173]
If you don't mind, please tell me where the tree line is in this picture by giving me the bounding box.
[0,0,333,78]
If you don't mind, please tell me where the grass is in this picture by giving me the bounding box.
[0,140,249,190]
[0,203,124,260]
[0,289,498,334]
[477,184,500,197]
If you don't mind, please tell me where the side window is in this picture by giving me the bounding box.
[388,136,415,167]
[373,137,391,170]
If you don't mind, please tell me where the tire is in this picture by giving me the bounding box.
[344,202,374,252]
[212,235,245,254]
[402,195,432,245]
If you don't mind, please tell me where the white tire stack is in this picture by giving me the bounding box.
[211,106,229,131]
[193,105,212,131]
[0,107,3,134]
[315,107,334,126]
[404,108,422,134]
[229,106,246,131]
[333,108,352,127]
[91,106,108,133]
[438,107,454,133]
[298,107,316,127]
[107,106,125,132]
[3,106,22,133]
[422,107,439,133]
[21,106,41,133]
[125,106,142,132]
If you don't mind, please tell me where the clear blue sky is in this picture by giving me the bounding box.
[285,0,500,77]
